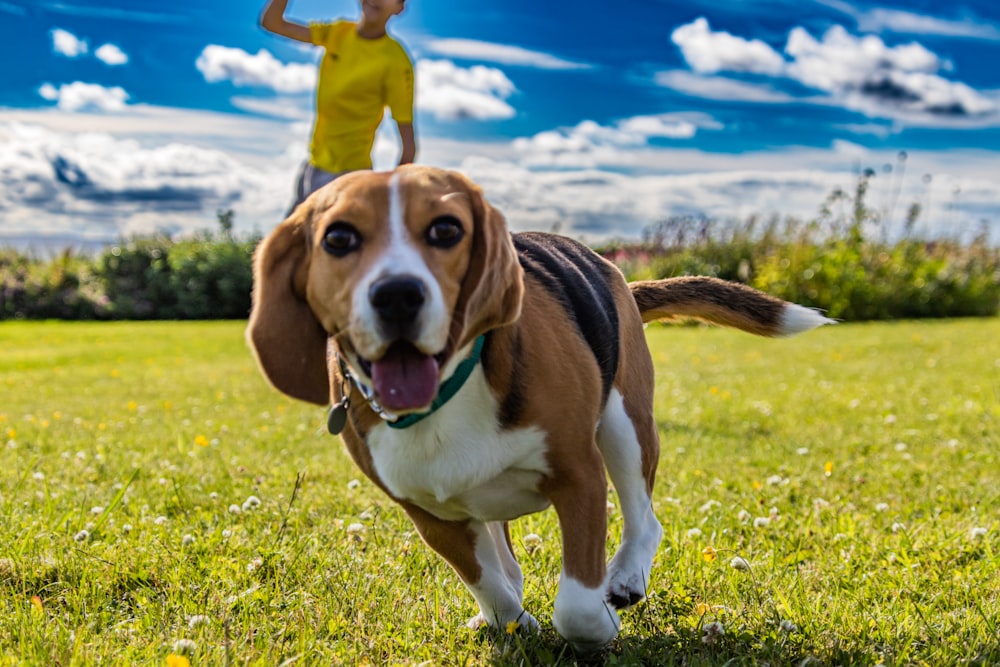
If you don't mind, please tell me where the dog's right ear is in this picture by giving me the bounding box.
[246,206,330,405]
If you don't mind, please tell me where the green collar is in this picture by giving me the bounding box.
[388,335,486,429]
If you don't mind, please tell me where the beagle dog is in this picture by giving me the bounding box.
[247,165,831,649]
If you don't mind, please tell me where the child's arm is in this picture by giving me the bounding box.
[397,122,416,165]
[260,0,311,43]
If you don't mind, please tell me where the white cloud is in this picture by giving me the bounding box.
[822,4,1000,41]
[50,27,87,57]
[784,25,995,117]
[37,82,130,112]
[2,108,998,250]
[666,19,997,123]
[512,113,721,168]
[671,18,785,75]
[415,59,516,120]
[196,45,316,94]
[0,119,290,245]
[95,43,129,66]
[424,38,591,70]
[653,70,794,104]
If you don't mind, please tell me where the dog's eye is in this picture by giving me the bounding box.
[322,223,361,256]
[426,216,464,248]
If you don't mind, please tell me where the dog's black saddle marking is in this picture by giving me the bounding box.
[512,232,620,404]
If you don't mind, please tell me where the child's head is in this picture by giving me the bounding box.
[359,0,405,24]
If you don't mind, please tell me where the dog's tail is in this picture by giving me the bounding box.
[629,276,834,337]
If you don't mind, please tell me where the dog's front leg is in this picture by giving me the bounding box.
[545,462,621,650]
[402,503,539,633]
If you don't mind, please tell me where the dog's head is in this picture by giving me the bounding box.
[246,165,524,411]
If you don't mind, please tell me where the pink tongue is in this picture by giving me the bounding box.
[371,344,440,412]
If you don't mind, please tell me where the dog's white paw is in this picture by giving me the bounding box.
[606,515,662,609]
[553,576,620,650]
[466,610,539,633]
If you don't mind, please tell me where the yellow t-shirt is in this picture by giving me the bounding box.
[308,21,414,173]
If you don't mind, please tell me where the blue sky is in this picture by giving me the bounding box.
[2,0,999,248]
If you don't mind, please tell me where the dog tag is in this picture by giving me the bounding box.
[327,398,349,435]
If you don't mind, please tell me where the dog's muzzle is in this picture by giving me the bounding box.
[369,275,426,340]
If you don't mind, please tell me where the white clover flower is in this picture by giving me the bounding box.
[796,448,809,456]
[737,509,752,523]
[172,638,197,655]
[242,496,261,511]
[346,522,366,537]
[122,524,132,533]
[702,620,725,643]
[766,475,784,486]
[891,522,906,533]
[188,615,210,629]
[73,529,90,543]
[154,516,168,526]
[90,506,104,515]
[347,479,361,490]
[182,534,196,546]
[209,492,219,501]
[33,472,45,481]
[729,556,750,571]
[884,414,897,424]
[247,557,263,573]
[686,528,703,538]
[228,504,241,515]
[780,619,798,633]
[813,498,830,510]
[359,510,375,521]
[222,529,233,539]
[699,500,720,513]
[970,527,988,540]
[753,517,770,528]
[875,503,890,513]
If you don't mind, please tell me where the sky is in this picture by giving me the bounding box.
[2,0,1000,250]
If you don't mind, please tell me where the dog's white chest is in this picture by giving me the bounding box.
[367,369,551,522]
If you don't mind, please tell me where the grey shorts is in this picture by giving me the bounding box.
[287,162,346,215]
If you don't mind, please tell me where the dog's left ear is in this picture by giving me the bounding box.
[246,204,330,405]
[450,175,524,348]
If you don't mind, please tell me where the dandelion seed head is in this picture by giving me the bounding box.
[729,556,750,571]
[523,533,543,551]
[172,638,197,655]
[702,620,725,643]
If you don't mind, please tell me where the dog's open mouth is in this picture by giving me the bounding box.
[363,342,442,412]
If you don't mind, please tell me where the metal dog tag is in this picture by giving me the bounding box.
[327,398,349,435]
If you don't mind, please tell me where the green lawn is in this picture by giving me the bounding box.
[1,319,998,666]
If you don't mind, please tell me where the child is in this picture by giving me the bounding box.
[261,0,416,212]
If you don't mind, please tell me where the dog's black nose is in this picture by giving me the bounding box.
[370,275,427,332]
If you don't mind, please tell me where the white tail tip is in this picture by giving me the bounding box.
[778,303,836,336]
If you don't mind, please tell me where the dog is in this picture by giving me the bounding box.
[246,164,831,649]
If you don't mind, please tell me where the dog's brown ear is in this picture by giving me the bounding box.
[246,206,330,405]
[450,176,524,348]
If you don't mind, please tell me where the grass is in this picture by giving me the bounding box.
[1,318,998,666]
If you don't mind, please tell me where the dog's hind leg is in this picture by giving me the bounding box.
[597,388,664,609]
